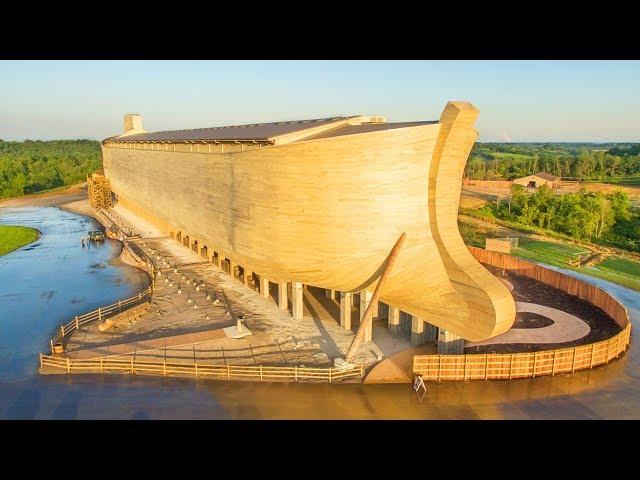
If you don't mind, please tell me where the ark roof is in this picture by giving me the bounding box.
[106,115,438,145]
[110,116,350,143]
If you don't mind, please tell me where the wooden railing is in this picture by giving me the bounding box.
[414,323,630,381]
[413,246,632,381]
[39,354,364,383]
[48,286,153,353]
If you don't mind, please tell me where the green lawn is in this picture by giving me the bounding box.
[511,239,589,268]
[510,239,640,291]
[599,176,640,186]
[0,225,40,256]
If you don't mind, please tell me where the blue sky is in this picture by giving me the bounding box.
[0,60,638,142]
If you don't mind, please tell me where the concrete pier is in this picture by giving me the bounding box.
[260,277,270,298]
[292,281,303,320]
[278,282,288,311]
[340,291,353,330]
[438,329,465,354]
[411,315,425,346]
[388,306,400,334]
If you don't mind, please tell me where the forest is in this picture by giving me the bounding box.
[474,185,640,252]
[0,140,101,198]
[464,143,640,182]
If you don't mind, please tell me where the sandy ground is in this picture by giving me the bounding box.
[0,183,88,208]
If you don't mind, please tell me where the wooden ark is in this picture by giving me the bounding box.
[101,101,516,342]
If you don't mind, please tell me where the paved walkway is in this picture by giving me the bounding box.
[467,301,591,347]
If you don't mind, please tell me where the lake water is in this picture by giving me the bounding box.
[1,206,639,419]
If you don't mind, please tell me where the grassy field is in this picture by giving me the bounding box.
[511,239,589,267]
[0,225,40,256]
[512,239,640,291]
[600,176,640,187]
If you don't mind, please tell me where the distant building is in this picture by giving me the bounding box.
[513,172,560,189]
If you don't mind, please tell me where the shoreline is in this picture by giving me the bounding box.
[0,225,42,257]
[59,198,153,279]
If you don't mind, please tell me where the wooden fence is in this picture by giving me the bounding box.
[468,246,629,328]
[414,323,630,381]
[39,354,364,383]
[48,286,153,353]
[413,247,632,381]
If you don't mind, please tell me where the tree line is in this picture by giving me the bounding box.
[0,140,102,198]
[480,185,640,252]
[464,143,640,181]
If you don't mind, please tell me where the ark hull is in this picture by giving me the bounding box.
[102,102,515,341]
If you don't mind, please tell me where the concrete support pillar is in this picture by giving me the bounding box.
[360,290,373,342]
[292,282,303,320]
[425,322,438,342]
[325,289,335,300]
[278,282,288,311]
[411,315,426,346]
[260,277,270,298]
[388,306,401,334]
[243,269,253,287]
[230,261,238,280]
[340,292,353,330]
[438,329,465,354]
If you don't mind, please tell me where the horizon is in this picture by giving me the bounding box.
[1,60,639,142]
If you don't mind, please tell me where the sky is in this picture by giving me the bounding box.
[0,60,638,142]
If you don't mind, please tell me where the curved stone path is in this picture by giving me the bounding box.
[466,302,591,347]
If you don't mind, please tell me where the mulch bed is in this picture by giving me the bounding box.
[464,265,622,354]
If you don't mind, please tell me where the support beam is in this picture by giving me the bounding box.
[360,290,374,342]
[260,277,270,298]
[340,292,353,330]
[292,282,303,320]
[411,315,426,346]
[438,329,465,354]
[278,282,288,311]
[325,289,335,300]
[345,232,405,363]
[388,306,400,334]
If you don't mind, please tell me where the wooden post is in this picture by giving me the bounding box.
[39,353,43,368]
[227,364,230,380]
[195,361,198,377]
[484,355,489,380]
[438,355,442,382]
[98,307,102,323]
[260,365,263,381]
[552,350,557,376]
[100,358,103,373]
[131,357,134,374]
[464,355,468,381]
[75,316,79,330]
[590,344,596,368]
[295,366,298,382]
[60,325,65,337]
[532,352,538,377]
[571,349,577,373]
[118,300,122,313]
[509,354,514,379]
[345,233,406,362]
[50,339,54,355]
[163,359,167,376]
[329,367,332,383]
[66,357,71,374]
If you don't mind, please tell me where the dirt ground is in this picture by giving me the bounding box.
[465,265,622,354]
